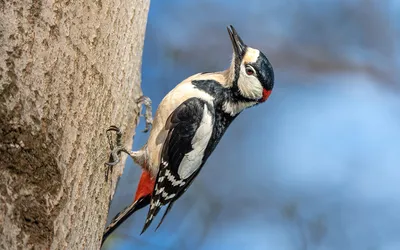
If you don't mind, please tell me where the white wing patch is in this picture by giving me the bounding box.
[177,104,214,179]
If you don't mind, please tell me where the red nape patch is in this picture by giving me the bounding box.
[134,171,156,202]
[261,89,272,102]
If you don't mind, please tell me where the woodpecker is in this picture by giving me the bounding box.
[102,25,274,245]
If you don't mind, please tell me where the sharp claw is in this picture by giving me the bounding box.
[105,161,119,167]
[107,125,119,130]
[142,126,150,133]
[105,149,121,166]
[105,153,120,167]
[105,96,153,168]
[143,120,153,133]
[136,96,153,134]
[106,125,122,134]
[105,126,125,167]
[136,96,149,104]
[105,160,119,167]
[104,144,132,167]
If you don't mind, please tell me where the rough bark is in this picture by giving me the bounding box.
[0,0,150,249]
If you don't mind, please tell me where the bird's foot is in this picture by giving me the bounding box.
[104,125,131,167]
[137,96,153,133]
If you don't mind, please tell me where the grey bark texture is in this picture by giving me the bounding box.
[0,0,150,249]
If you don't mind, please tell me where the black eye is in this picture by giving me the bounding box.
[245,66,255,76]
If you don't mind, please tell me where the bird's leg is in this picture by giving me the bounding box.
[105,96,153,180]
[104,126,147,168]
[137,96,153,133]
[104,126,134,167]
[104,96,152,176]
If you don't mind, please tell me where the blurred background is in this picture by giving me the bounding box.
[103,0,400,249]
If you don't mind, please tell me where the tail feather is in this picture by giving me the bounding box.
[101,170,155,246]
[155,201,175,231]
[101,195,150,246]
[140,199,162,234]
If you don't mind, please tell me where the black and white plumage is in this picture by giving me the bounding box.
[102,25,274,243]
[141,98,214,233]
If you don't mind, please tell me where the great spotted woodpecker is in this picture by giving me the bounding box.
[102,25,274,245]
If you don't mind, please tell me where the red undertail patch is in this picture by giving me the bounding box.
[134,170,155,202]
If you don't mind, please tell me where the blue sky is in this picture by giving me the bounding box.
[103,1,400,249]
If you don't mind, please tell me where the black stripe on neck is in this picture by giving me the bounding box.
[192,79,255,104]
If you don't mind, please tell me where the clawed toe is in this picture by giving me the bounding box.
[106,125,122,134]
[137,96,153,133]
[105,125,125,167]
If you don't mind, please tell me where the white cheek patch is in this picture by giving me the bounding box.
[237,48,264,100]
[237,64,264,100]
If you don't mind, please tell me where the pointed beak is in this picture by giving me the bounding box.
[227,25,246,60]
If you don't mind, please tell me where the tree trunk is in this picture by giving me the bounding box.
[0,0,150,249]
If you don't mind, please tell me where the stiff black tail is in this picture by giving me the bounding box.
[155,201,175,230]
[101,195,151,246]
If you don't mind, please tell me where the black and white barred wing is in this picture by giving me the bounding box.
[141,97,214,233]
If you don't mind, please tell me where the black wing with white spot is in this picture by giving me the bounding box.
[141,97,214,233]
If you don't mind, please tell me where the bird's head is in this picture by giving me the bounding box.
[227,25,274,103]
